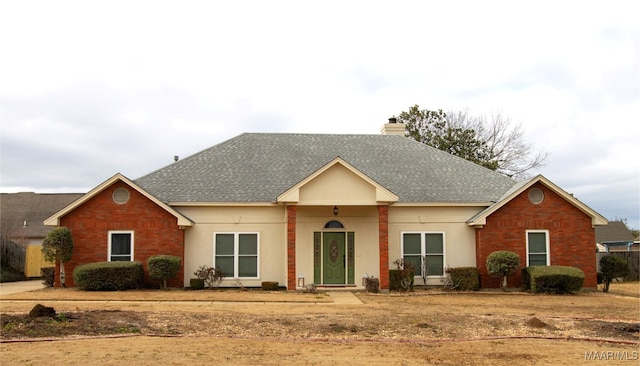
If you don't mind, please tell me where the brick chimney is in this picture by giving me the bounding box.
[380,117,405,136]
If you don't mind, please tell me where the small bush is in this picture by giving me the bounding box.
[390,259,414,292]
[448,267,480,291]
[522,266,584,294]
[73,261,144,291]
[365,277,380,293]
[303,283,317,293]
[0,267,26,283]
[147,255,181,289]
[41,267,55,287]
[190,278,205,290]
[261,281,279,291]
[600,255,630,292]
[486,251,520,290]
[193,265,225,288]
[597,272,604,285]
[389,269,414,291]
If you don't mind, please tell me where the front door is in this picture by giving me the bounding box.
[322,232,346,284]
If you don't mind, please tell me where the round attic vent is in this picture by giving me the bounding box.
[528,188,544,204]
[112,187,130,205]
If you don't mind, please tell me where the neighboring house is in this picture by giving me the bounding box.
[595,221,637,253]
[1,192,83,276]
[44,120,608,289]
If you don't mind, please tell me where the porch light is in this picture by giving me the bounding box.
[333,206,339,216]
[297,273,305,288]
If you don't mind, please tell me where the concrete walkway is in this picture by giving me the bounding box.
[327,291,362,304]
[0,280,45,296]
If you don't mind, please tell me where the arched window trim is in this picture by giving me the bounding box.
[324,220,344,229]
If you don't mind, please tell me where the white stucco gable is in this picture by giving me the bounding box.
[277,157,398,205]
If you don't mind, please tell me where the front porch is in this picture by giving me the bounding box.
[286,205,390,290]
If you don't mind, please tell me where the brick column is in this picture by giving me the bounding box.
[287,205,297,290]
[378,205,389,290]
[475,227,487,287]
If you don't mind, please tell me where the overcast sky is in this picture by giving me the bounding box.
[1,1,638,229]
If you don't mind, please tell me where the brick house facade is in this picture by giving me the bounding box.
[45,129,607,290]
[47,175,191,288]
[472,180,600,288]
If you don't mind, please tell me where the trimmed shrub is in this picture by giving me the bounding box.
[261,281,279,291]
[486,251,520,290]
[41,267,55,287]
[190,278,205,290]
[522,266,585,294]
[147,255,181,289]
[448,267,480,291]
[600,255,630,292]
[42,227,73,287]
[73,261,144,291]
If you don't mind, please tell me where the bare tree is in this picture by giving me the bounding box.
[398,105,549,179]
[447,109,549,178]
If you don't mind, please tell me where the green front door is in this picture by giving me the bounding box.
[322,232,346,284]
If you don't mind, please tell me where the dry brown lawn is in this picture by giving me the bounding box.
[1,283,639,365]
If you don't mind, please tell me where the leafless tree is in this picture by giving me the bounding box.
[447,109,549,179]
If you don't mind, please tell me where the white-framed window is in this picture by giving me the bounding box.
[526,230,550,266]
[402,232,445,277]
[214,232,259,278]
[108,231,134,261]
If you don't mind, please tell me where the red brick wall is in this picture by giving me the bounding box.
[287,205,297,290]
[476,182,596,288]
[58,181,185,288]
[378,205,389,290]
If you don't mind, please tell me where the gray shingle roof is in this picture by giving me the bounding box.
[135,133,517,203]
[596,221,635,243]
[0,192,84,239]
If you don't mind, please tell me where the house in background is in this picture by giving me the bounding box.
[1,192,83,277]
[44,120,608,289]
[596,221,637,253]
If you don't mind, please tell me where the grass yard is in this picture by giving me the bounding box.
[1,283,638,365]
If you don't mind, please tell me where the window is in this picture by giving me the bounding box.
[402,232,445,276]
[324,220,344,229]
[109,231,133,261]
[112,187,130,205]
[527,230,549,266]
[528,188,544,204]
[214,233,259,278]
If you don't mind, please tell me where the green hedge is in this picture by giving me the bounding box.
[190,278,205,290]
[448,267,480,291]
[389,269,414,291]
[73,261,144,291]
[522,265,584,294]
